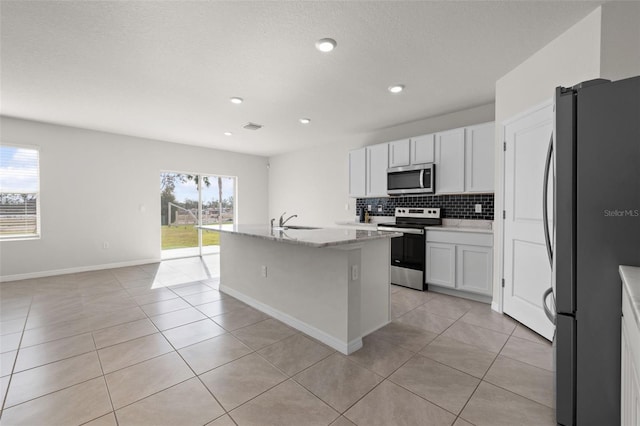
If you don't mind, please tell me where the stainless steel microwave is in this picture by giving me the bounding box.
[387,163,435,195]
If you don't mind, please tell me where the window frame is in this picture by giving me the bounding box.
[0,143,41,241]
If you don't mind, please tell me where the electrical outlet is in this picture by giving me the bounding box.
[102,242,109,249]
[377,205,383,212]
[351,265,359,281]
[345,203,349,211]
[475,204,482,213]
[261,265,267,278]
[367,205,372,211]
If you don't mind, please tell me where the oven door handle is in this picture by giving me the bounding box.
[378,226,424,235]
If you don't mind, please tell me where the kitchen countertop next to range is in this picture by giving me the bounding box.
[621,265,640,329]
[337,219,493,234]
[199,224,402,248]
[426,226,493,234]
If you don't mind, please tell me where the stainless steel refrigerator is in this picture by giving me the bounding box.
[543,76,640,425]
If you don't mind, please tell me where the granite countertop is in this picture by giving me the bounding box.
[620,265,640,329]
[337,218,493,234]
[199,225,402,248]
[335,221,379,228]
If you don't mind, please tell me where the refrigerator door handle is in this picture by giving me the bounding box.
[542,287,556,325]
[542,134,554,266]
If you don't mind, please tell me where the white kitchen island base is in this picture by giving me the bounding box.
[217,229,396,354]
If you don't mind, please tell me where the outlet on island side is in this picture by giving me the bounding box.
[351,265,359,281]
[102,241,109,249]
[261,265,268,278]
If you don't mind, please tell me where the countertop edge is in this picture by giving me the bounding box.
[200,225,402,248]
[335,222,493,234]
[426,226,493,234]
[620,265,640,330]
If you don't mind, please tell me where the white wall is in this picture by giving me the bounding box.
[493,7,602,305]
[268,103,495,227]
[493,2,640,305]
[600,1,640,81]
[0,116,269,279]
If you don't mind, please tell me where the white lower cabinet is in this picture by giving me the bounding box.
[426,230,493,296]
[425,243,456,288]
[456,245,493,295]
[621,287,640,426]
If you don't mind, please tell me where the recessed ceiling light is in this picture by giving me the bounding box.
[315,38,337,53]
[388,85,405,94]
[230,97,243,104]
[299,118,311,124]
[224,132,232,136]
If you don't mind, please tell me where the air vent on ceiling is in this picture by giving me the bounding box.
[243,122,263,131]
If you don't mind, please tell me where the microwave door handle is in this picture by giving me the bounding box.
[419,170,425,188]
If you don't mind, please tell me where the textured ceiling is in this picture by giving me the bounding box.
[0,1,600,156]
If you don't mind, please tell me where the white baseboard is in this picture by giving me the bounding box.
[220,285,362,355]
[427,285,492,304]
[0,258,161,283]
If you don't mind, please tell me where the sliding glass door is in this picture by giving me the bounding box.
[160,172,236,259]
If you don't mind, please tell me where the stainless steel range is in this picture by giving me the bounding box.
[378,207,442,291]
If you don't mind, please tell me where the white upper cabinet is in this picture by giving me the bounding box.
[366,143,389,197]
[435,128,465,194]
[348,148,366,198]
[348,122,494,197]
[388,139,411,168]
[465,122,495,192]
[411,133,435,165]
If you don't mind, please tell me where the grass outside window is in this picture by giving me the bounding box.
[161,226,220,250]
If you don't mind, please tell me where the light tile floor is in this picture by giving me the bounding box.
[0,258,555,425]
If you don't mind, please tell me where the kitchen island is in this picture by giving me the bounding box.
[200,225,401,354]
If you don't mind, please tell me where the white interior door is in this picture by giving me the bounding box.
[503,101,554,341]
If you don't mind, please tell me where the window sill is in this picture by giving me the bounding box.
[0,235,41,242]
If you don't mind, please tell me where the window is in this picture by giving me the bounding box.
[160,171,236,259]
[0,145,40,239]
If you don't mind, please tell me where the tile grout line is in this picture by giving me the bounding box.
[377,293,523,424]
[474,316,556,410]
[453,316,521,424]
[206,327,338,420]
[3,269,552,425]
[1,271,123,416]
[88,279,227,423]
[89,332,119,426]
[128,288,234,425]
[0,294,34,417]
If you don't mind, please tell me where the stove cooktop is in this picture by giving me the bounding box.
[380,207,442,228]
